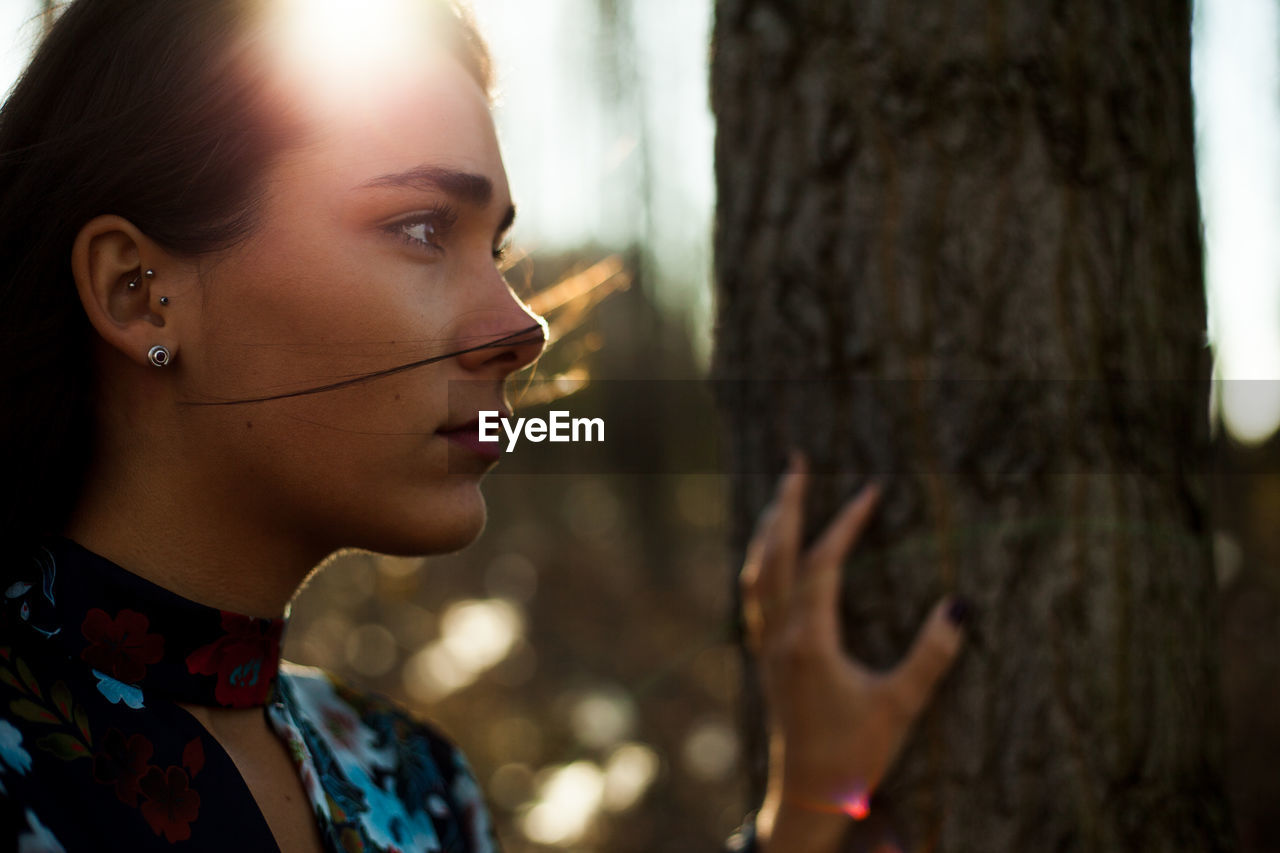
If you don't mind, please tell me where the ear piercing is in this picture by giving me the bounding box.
[131,271,172,366]
[127,269,154,290]
[126,269,168,305]
[147,345,172,367]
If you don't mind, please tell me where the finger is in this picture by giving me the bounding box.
[768,451,808,601]
[748,452,808,614]
[740,453,808,648]
[740,501,777,587]
[885,596,969,718]
[739,506,777,651]
[739,496,788,650]
[740,496,778,590]
[741,591,766,654]
[808,481,881,568]
[792,483,881,643]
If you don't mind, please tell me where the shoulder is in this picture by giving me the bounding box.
[277,661,459,753]
[275,662,499,851]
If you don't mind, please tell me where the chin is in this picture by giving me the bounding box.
[367,489,490,557]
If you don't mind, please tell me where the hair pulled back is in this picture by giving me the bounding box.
[0,0,492,550]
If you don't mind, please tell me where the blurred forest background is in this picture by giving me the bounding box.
[5,0,1280,849]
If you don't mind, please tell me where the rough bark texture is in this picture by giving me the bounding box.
[710,2,1235,850]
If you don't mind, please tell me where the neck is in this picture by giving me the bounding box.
[64,463,324,620]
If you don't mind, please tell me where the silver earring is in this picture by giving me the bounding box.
[147,345,171,367]
[159,296,170,306]
[127,269,154,290]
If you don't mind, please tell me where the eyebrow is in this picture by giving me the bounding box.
[361,165,494,206]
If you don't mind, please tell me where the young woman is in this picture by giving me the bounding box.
[0,1,967,850]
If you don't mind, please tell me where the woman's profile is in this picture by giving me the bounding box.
[0,1,967,850]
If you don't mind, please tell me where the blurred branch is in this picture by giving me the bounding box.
[528,254,632,346]
[506,254,632,411]
[508,369,591,409]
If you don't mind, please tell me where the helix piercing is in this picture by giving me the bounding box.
[147,345,171,367]
[127,269,155,290]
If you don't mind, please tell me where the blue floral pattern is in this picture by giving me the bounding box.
[265,665,498,853]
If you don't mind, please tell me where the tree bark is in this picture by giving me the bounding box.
[710,2,1235,849]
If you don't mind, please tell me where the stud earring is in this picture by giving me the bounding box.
[147,345,171,367]
[159,296,170,306]
[127,269,155,290]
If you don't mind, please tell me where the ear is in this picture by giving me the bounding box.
[71,215,184,368]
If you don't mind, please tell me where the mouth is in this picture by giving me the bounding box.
[437,411,507,462]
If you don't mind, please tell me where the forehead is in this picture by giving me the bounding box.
[262,28,505,197]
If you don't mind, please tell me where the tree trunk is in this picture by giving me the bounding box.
[710,2,1235,850]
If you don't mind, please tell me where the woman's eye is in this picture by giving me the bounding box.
[385,206,458,253]
[402,221,439,246]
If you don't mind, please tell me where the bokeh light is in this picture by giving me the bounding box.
[520,760,605,846]
[570,687,636,749]
[681,718,738,782]
[402,598,523,702]
[601,742,660,812]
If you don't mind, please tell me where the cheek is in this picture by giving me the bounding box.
[190,369,438,481]
[178,387,490,555]
[187,251,456,491]
[192,235,461,405]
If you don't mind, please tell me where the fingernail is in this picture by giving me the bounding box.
[946,596,972,627]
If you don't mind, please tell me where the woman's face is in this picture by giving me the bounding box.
[170,48,542,559]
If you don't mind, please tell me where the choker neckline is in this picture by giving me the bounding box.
[1,538,287,708]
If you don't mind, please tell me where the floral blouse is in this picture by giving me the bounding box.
[0,538,498,852]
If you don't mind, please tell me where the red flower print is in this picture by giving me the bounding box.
[184,611,281,708]
[182,736,204,778]
[92,728,155,806]
[140,765,201,842]
[80,608,164,684]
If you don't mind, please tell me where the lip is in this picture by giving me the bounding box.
[437,415,504,461]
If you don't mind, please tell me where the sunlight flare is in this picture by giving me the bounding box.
[264,0,455,107]
[271,0,424,65]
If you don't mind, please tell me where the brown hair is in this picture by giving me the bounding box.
[0,0,492,547]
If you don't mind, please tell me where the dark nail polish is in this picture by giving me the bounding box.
[946,596,972,627]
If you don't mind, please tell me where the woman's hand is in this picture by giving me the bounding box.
[740,453,968,853]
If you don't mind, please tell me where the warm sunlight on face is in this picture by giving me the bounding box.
[274,0,419,56]
[266,0,448,103]
[170,4,539,560]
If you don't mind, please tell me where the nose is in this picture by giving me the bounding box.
[453,286,546,376]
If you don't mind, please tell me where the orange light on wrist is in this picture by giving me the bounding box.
[842,793,870,820]
[784,790,871,820]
